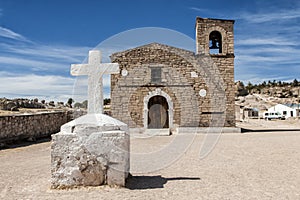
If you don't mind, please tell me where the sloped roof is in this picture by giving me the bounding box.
[110,42,195,60]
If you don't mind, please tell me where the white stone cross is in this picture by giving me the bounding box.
[71,50,119,114]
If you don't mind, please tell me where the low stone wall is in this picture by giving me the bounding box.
[0,111,72,144]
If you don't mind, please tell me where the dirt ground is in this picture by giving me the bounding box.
[0,121,300,200]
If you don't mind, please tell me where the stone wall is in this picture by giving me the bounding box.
[211,55,235,126]
[0,111,72,144]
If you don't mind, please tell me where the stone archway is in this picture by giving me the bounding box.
[143,88,173,129]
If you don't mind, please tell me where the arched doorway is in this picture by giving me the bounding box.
[143,88,173,129]
[148,95,169,129]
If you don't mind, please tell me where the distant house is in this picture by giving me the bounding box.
[268,104,300,118]
[235,105,259,121]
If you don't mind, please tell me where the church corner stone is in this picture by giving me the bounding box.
[51,114,130,188]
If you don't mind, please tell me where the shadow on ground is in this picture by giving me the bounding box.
[241,128,300,133]
[126,175,201,190]
[0,136,51,150]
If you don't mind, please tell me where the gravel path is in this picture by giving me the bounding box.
[0,131,299,200]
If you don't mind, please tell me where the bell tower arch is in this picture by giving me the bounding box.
[195,17,234,56]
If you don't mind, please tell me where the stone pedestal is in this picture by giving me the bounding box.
[51,114,129,188]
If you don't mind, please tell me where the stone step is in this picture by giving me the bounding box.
[144,128,170,136]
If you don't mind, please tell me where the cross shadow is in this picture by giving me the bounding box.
[126,175,201,190]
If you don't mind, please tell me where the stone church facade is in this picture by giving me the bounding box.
[110,17,235,130]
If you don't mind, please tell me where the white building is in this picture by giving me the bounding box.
[268,104,300,118]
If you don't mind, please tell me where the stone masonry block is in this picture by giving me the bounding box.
[51,114,129,188]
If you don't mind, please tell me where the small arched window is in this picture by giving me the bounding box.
[209,31,222,54]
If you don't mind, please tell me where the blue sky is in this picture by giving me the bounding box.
[0,0,299,102]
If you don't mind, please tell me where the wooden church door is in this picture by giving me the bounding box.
[148,95,169,129]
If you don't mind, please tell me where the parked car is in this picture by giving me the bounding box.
[263,112,285,120]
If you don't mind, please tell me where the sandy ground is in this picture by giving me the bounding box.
[0,122,300,199]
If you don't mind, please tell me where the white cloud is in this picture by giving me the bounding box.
[236,54,298,64]
[189,7,211,13]
[0,25,115,102]
[0,72,111,102]
[0,25,94,74]
[0,72,74,101]
[239,8,300,23]
[234,7,300,83]
[0,29,93,73]
[236,46,300,55]
[0,26,29,42]
[0,56,70,71]
[236,37,297,46]
[0,43,91,63]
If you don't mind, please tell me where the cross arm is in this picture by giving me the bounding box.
[70,64,89,76]
[97,63,120,74]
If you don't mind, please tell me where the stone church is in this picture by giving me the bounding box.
[110,17,235,131]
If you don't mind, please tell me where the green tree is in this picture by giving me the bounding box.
[267,80,272,86]
[81,100,88,109]
[278,80,282,86]
[292,79,299,87]
[67,98,74,108]
[74,102,81,108]
[246,81,254,92]
[104,98,111,105]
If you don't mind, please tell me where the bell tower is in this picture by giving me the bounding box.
[195,17,236,127]
[195,17,234,56]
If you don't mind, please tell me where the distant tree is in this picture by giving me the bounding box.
[73,100,88,109]
[74,102,81,108]
[67,98,74,108]
[267,80,272,86]
[292,79,299,87]
[278,80,282,86]
[82,100,88,109]
[104,98,111,105]
[49,101,55,107]
[246,81,254,92]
